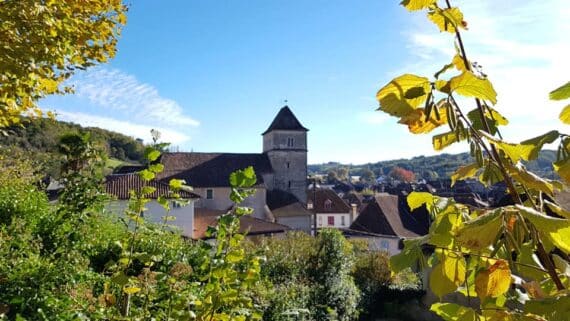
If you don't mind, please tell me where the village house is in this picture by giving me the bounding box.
[308,188,358,230]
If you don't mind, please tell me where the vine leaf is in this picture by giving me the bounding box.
[398,106,448,134]
[455,209,502,251]
[451,163,480,186]
[549,81,570,101]
[559,105,570,124]
[390,236,427,273]
[517,205,570,253]
[407,192,435,211]
[428,7,465,33]
[553,159,570,184]
[505,163,556,195]
[430,253,466,298]
[433,131,460,151]
[430,303,477,321]
[376,74,431,117]
[400,0,437,11]
[475,260,511,301]
[481,130,559,162]
[449,71,498,105]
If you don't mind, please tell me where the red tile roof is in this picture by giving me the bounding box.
[193,208,290,239]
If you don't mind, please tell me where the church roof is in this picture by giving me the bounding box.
[157,152,273,188]
[105,173,200,200]
[262,106,309,135]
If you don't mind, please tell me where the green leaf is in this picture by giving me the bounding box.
[520,130,560,160]
[229,166,257,188]
[549,81,570,101]
[390,236,427,273]
[559,104,570,124]
[428,7,464,33]
[455,209,503,251]
[506,163,555,195]
[516,242,548,281]
[138,169,155,181]
[433,131,459,151]
[169,178,185,190]
[451,163,480,187]
[544,200,570,219]
[144,147,161,162]
[376,74,431,117]
[157,196,169,210]
[449,71,498,105]
[141,186,156,195]
[524,293,570,321]
[148,163,164,174]
[430,303,477,321]
[517,205,570,253]
[481,130,559,162]
[400,0,436,11]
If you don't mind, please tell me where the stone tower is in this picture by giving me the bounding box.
[262,106,308,204]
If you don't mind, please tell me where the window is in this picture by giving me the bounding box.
[341,216,346,226]
[381,240,390,250]
[206,189,213,200]
[172,201,182,208]
[286,162,290,169]
[324,199,332,211]
[318,215,322,226]
[287,137,294,147]
[288,181,291,189]
[327,216,335,226]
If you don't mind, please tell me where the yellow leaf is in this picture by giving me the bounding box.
[407,192,435,211]
[123,286,141,294]
[517,205,570,253]
[481,131,559,162]
[452,54,468,72]
[400,0,437,11]
[475,260,511,301]
[559,104,570,124]
[398,106,448,134]
[544,200,570,219]
[430,252,466,298]
[376,74,431,117]
[506,163,556,195]
[456,209,503,251]
[486,107,509,126]
[449,71,498,105]
[428,7,465,33]
[550,81,570,101]
[451,163,480,186]
[433,131,459,151]
[554,159,570,184]
[431,303,478,321]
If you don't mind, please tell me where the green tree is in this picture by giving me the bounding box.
[0,0,127,128]
[379,1,570,320]
[360,168,376,183]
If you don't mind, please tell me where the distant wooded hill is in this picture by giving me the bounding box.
[1,118,145,177]
[309,151,558,181]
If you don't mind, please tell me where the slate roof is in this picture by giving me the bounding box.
[262,106,309,135]
[193,208,290,239]
[350,194,429,238]
[157,152,273,188]
[267,189,312,218]
[308,188,351,213]
[105,173,200,200]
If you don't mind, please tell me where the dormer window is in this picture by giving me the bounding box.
[287,137,294,147]
[324,199,332,211]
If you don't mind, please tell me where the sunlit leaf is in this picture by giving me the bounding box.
[433,131,460,151]
[123,286,141,295]
[553,159,570,184]
[456,209,502,251]
[452,54,468,72]
[430,303,477,321]
[376,74,431,117]
[229,166,257,188]
[138,169,155,181]
[430,252,466,298]
[407,192,435,211]
[517,205,570,253]
[390,236,427,273]
[557,104,570,125]
[549,81,570,101]
[449,71,497,105]
[524,293,570,321]
[475,260,511,301]
[398,106,448,134]
[451,163,480,186]
[428,7,464,33]
[400,0,437,11]
[506,163,555,195]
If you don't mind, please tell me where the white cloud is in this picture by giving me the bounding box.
[357,111,389,125]
[57,111,191,145]
[69,67,200,127]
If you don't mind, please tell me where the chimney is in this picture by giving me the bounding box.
[350,203,358,223]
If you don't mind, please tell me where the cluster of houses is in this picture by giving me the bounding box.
[101,106,439,254]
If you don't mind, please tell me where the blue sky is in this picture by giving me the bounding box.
[42,0,570,164]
